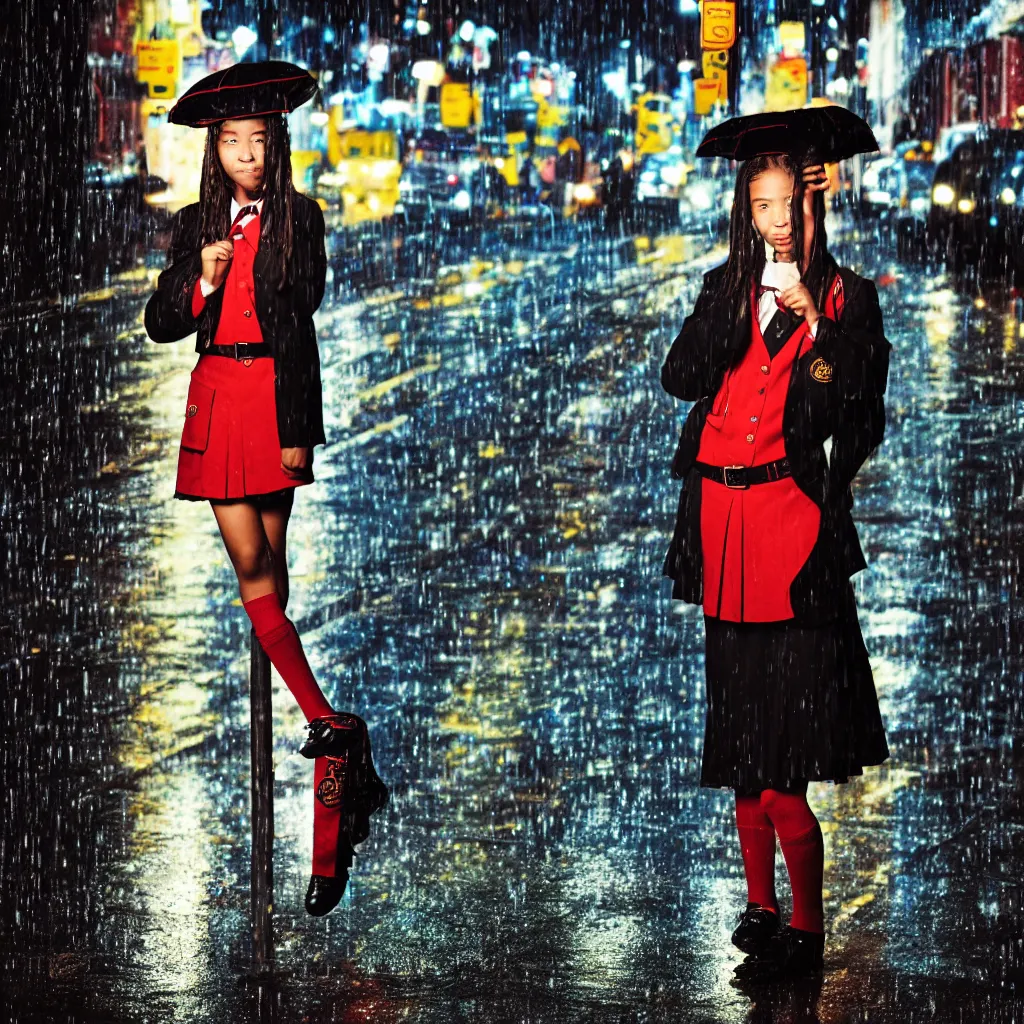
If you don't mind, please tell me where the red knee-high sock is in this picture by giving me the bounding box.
[312,755,350,878]
[242,591,335,722]
[760,790,824,934]
[735,794,779,912]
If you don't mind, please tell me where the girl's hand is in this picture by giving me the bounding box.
[800,164,828,266]
[802,163,829,204]
[281,446,311,477]
[201,240,234,290]
[777,282,819,330]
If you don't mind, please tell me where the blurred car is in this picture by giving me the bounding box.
[987,157,1024,282]
[928,130,1024,276]
[397,131,484,227]
[397,162,474,225]
[636,148,689,221]
[860,156,898,219]
[894,160,937,261]
[932,121,980,165]
[929,132,1024,276]
[860,156,936,258]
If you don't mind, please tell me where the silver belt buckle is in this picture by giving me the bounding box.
[723,465,748,489]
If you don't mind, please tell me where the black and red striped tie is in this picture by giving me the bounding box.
[230,204,260,237]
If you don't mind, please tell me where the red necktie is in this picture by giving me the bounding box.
[758,284,782,311]
[230,204,260,238]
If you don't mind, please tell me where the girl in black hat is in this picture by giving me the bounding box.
[661,152,891,981]
[145,64,386,917]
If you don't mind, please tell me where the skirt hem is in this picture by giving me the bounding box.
[174,482,309,505]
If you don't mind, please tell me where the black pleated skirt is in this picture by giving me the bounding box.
[699,582,890,791]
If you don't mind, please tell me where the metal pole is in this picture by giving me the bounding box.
[250,628,274,968]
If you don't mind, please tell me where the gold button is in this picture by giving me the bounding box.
[760,364,769,374]
[243,358,253,367]
[243,310,252,318]
[187,404,198,417]
[746,433,755,443]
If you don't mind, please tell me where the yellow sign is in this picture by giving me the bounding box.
[778,21,807,58]
[136,39,180,99]
[635,92,678,155]
[536,95,569,130]
[702,50,729,75]
[694,78,724,116]
[700,1,737,49]
[764,55,808,112]
[702,51,728,101]
[440,82,477,128]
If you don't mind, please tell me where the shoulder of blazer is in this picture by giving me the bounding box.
[703,261,728,286]
[834,264,875,309]
[174,201,202,229]
[292,191,324,225]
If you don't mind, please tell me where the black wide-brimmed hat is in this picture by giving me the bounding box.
[168,60,318,128]
[696,106,879,164]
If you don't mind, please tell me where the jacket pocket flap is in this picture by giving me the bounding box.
[181,378,215,452]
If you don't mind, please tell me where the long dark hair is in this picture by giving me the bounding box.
[721,152,833,327]
[197,113,295,292]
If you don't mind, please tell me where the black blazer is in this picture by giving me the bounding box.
[660,258,892,624]
[144,192,328,449]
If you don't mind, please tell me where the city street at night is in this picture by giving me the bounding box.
[5,0,1024,1020]
[3,213,1024,1021]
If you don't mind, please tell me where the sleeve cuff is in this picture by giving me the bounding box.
[191,278,206,318]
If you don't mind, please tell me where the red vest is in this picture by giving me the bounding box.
[697,276,844,622]
[191,213,264,344]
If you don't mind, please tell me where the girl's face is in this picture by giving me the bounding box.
[217,118,266,196]
[749,166,796,259]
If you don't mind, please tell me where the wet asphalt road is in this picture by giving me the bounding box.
[2,214,1023,1023]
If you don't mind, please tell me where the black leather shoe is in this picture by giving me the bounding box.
[732,925,825,983]
[305,873,348,916]
[731,901,780,954]
[305,837,354,916]
[300,713,362,759]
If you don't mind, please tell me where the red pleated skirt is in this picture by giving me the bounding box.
[174,352,314,502]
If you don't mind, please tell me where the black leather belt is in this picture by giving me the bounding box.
[204,341,273,360]
[694,458,792,489]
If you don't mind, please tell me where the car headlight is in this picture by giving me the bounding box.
[574,183,596,203]
[660,164,684,187]
[685,184,712,210]
[932,183,955,206]
[957,197,975,214]
[452,189,471,210]
[910,196,929,213]
[1001,187,1017,205]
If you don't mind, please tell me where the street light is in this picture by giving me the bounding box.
[232,25,259,57]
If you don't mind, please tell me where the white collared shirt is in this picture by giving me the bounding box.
[198,196,264,297]
[758,241,818,338]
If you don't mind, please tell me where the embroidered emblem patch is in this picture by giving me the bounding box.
[315,756,347,809]
[809,357,833,383]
